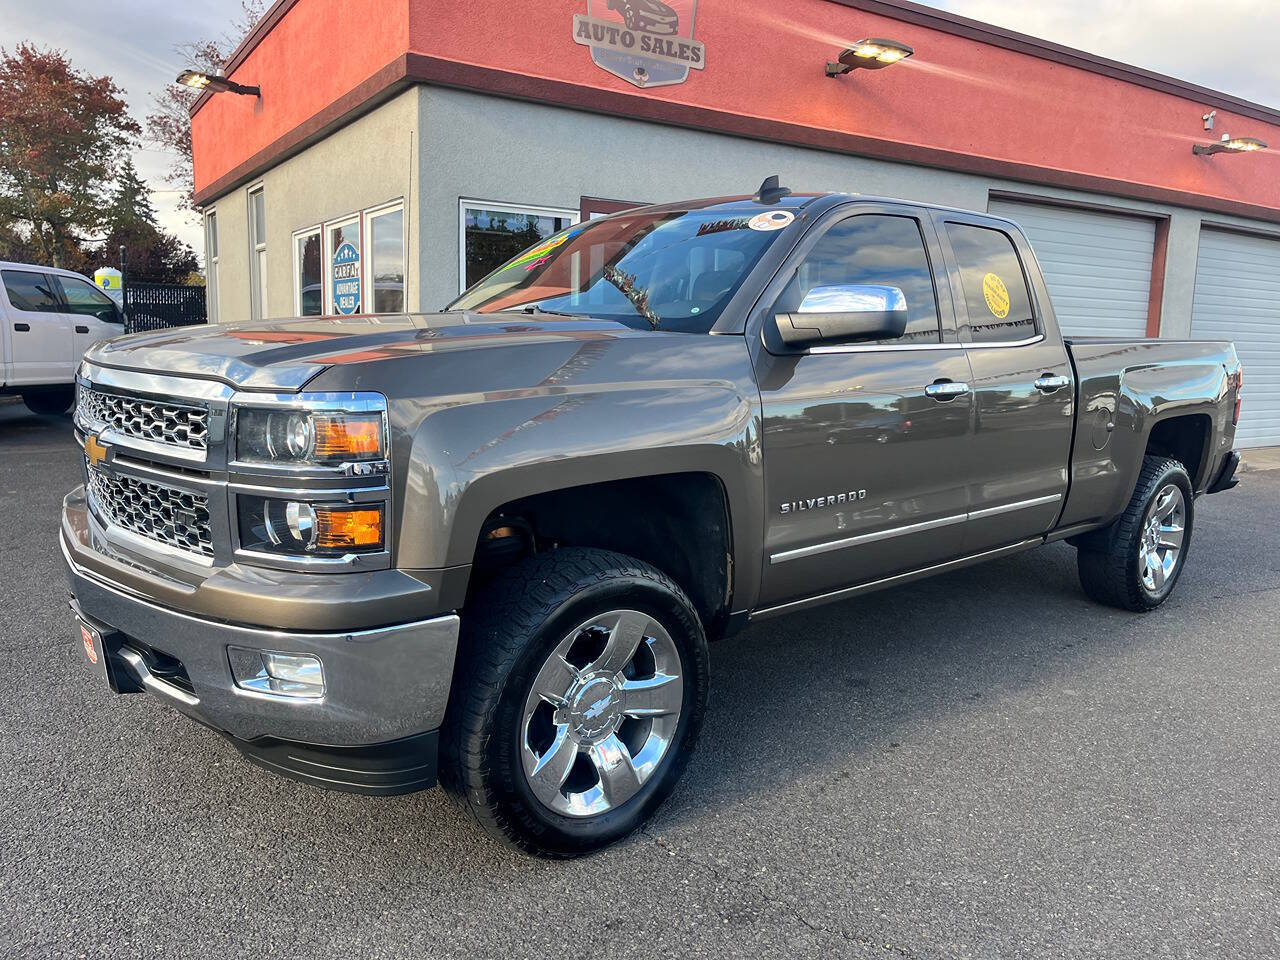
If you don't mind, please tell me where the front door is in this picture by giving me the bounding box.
[756,206,973,608]
[932,213,1074,553]
[0,269,73,385]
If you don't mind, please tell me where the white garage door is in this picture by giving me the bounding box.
[988,199,1155,338]
[1191,228,1280,448]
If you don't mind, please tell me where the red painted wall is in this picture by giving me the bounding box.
[191,0,408,193]
[192,0,1280,216]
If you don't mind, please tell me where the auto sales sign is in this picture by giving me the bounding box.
[573,0,704,89]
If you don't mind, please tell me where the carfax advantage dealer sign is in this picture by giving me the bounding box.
[573,0,705,88]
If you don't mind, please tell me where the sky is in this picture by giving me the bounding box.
[2,0,1277,263]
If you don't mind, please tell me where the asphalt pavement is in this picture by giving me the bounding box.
[2,397,1277,959]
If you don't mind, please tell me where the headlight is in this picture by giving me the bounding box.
[234,396,387,465]
[238,495,384,555]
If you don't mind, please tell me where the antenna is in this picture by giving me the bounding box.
[753,175,792,204]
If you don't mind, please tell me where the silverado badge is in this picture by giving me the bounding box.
[780,490,867,514]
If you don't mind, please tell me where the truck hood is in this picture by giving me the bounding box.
[85,313,638,391]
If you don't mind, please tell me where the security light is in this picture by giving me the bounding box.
[1193,134,1267,156]
[827,39,914,77]
[176,69,260,97]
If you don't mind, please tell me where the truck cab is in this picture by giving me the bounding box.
[1,262,126,414]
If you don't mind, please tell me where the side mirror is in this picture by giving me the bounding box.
[775,284,909,347]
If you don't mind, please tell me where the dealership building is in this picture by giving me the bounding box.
[190,0,1280,446]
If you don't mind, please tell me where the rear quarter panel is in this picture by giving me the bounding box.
[1059,338,1240,529]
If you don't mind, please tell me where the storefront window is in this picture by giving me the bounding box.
[461,202,577,292]
[367,204,405,313]
[248,186,267,320]
[328,219,361,315]
[294,229,321,316]
[205,211,219,323]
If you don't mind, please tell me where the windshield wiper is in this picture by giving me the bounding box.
[519,305,590,319]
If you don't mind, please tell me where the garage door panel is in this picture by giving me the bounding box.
[988,199,1155,339]
[1191,228,1280,448]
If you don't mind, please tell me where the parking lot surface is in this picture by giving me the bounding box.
[3,399,1278,959]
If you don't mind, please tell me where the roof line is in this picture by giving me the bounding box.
[192,0,1280,124]
[831,0,1280,123]
[192,53,1280,226]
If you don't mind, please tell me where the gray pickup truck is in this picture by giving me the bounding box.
[63,183,1243,857]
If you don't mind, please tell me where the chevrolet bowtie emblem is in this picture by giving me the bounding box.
[84,435,109,468]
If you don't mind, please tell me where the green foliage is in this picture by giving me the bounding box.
[0,43,139,269]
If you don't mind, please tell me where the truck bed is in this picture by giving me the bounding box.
[1059,336,1239,531]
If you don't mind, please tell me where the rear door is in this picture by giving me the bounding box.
[53,273,125,360]
[0,268,73,385]
[932,213,1074,554]
[755,204,973,607]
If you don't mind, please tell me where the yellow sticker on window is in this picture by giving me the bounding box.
[982,272,1010,319]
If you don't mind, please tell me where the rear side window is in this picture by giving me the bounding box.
[945,224,1036,342]
[2,270,61,313]
[784,214,941,345]
[55,276,116,317]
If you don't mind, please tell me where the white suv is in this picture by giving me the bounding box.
[0,262,125,415]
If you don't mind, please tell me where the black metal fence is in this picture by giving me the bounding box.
[124,282,208,334]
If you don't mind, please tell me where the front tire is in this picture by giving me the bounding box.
[1076,456,1194,611]
[22,387,74,416]
[441,547,709,857]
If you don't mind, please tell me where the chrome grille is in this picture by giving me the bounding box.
[78,386,209,451]
[87,467,214,558]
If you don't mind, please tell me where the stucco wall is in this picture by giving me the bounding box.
[206,84,1280,334]
[204,88,420,323]
[417,86,1246,335]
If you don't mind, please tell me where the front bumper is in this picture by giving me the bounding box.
[63,490,460,795]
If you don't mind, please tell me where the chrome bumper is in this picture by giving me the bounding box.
[62,516,460,751]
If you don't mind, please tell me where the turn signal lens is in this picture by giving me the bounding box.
[314,414,383,459]
[315,506,383,550]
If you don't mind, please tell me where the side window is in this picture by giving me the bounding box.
[55,276,119,321]
[944,223,1037,343]
[784,214,941,345]
[2,270,61,313]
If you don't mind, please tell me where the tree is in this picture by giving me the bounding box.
[146,1,265,211]
[103,157,158,233]
[0,44,140,267]
[84,157,199,283]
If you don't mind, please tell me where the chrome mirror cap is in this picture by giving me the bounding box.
[797,284,907,314]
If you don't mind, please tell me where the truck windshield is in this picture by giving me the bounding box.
[450,207,794,333]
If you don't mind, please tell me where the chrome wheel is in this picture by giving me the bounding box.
[521,609,683,818]
[1139,483,1186,593]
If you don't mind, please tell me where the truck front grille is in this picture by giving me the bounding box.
[86,467,214,558]
[78,386,209,451]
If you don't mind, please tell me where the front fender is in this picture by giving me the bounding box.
[393,337,765,611]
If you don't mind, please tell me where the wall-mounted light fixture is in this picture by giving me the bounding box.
[176,69,260,97]
[1193,134,1268,156]
[826,38,914,77]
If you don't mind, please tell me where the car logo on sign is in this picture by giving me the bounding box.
[84,435,109,468]
[573,0,705,89]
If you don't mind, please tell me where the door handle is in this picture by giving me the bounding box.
[75,325,90,334]
[925,380,970,401]
[13,322,30,332]
[1034,374,1071,393]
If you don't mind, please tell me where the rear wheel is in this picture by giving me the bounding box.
[1076,456,1194,611]
[22,387,74,416]
[441,547,709,857]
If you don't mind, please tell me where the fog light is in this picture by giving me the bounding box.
[229,646,325,699]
